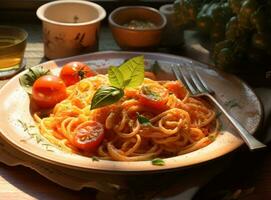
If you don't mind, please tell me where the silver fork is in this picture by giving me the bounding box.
[172,64,266,150]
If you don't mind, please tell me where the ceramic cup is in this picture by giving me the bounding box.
[37,0,106,59]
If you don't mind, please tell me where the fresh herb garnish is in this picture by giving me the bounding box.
[118,55,145,88]
[108,55,144,89]
[19,66,51,94]
[152,158,165,166]
[141,85,160,100]
[92,156,99,162]
[18,119,28,131]
[91,56,145,110]
[91,86,124,110]
[137,113,151,125]
[17,119,54,152]
[108,66,124,88]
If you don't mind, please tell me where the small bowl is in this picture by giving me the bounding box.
[37,0,106,59]
[108,6,167,50]
[0,26,27,77]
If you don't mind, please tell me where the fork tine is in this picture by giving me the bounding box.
[172,65,187,88]
[189,69,206,93]
[178,66,197,94]
[193,69,213,94]
[172,65,192,94]
[172,65,183,82]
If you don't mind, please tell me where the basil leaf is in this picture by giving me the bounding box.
[19,66,51,94]
[90,86,124,110]
[137,113,151,125]
[119,55,144,88]
[152,158,165,166]
[108,66,124,88]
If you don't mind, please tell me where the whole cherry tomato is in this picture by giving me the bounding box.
[32,75,67,108]
[60,62,96,86]
[73,121,104,152]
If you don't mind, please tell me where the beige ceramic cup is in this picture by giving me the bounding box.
[37,0,106,59]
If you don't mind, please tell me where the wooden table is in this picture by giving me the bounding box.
[0,23,270,200]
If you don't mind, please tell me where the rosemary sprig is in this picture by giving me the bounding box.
[17,119,54,152]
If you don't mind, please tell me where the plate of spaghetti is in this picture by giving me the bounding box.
[0,51,262,172]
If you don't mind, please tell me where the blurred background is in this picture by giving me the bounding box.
[1,0,270,87]
[0,0,174,22]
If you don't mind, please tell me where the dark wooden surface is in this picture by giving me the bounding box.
[0,23,270,200]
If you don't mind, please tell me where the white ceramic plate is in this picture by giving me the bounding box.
[0,51,262,173]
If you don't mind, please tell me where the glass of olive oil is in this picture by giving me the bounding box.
[0,26,27,73]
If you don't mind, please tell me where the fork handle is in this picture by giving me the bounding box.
[206,94,266,150]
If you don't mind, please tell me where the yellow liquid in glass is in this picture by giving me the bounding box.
[0,36,25,71]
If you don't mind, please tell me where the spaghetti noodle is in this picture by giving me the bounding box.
[34,74,219,161]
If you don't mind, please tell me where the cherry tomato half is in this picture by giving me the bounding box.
[139,84,169,110]
[73,121,104,152]
[32,75,67,108]
[164,81,187,100]
[60,61,96,86]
